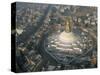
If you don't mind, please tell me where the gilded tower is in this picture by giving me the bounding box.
[65,16,73,33]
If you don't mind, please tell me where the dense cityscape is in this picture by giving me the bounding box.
[13,2,97,72]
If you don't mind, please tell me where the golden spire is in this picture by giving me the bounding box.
[65,16,73,33]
